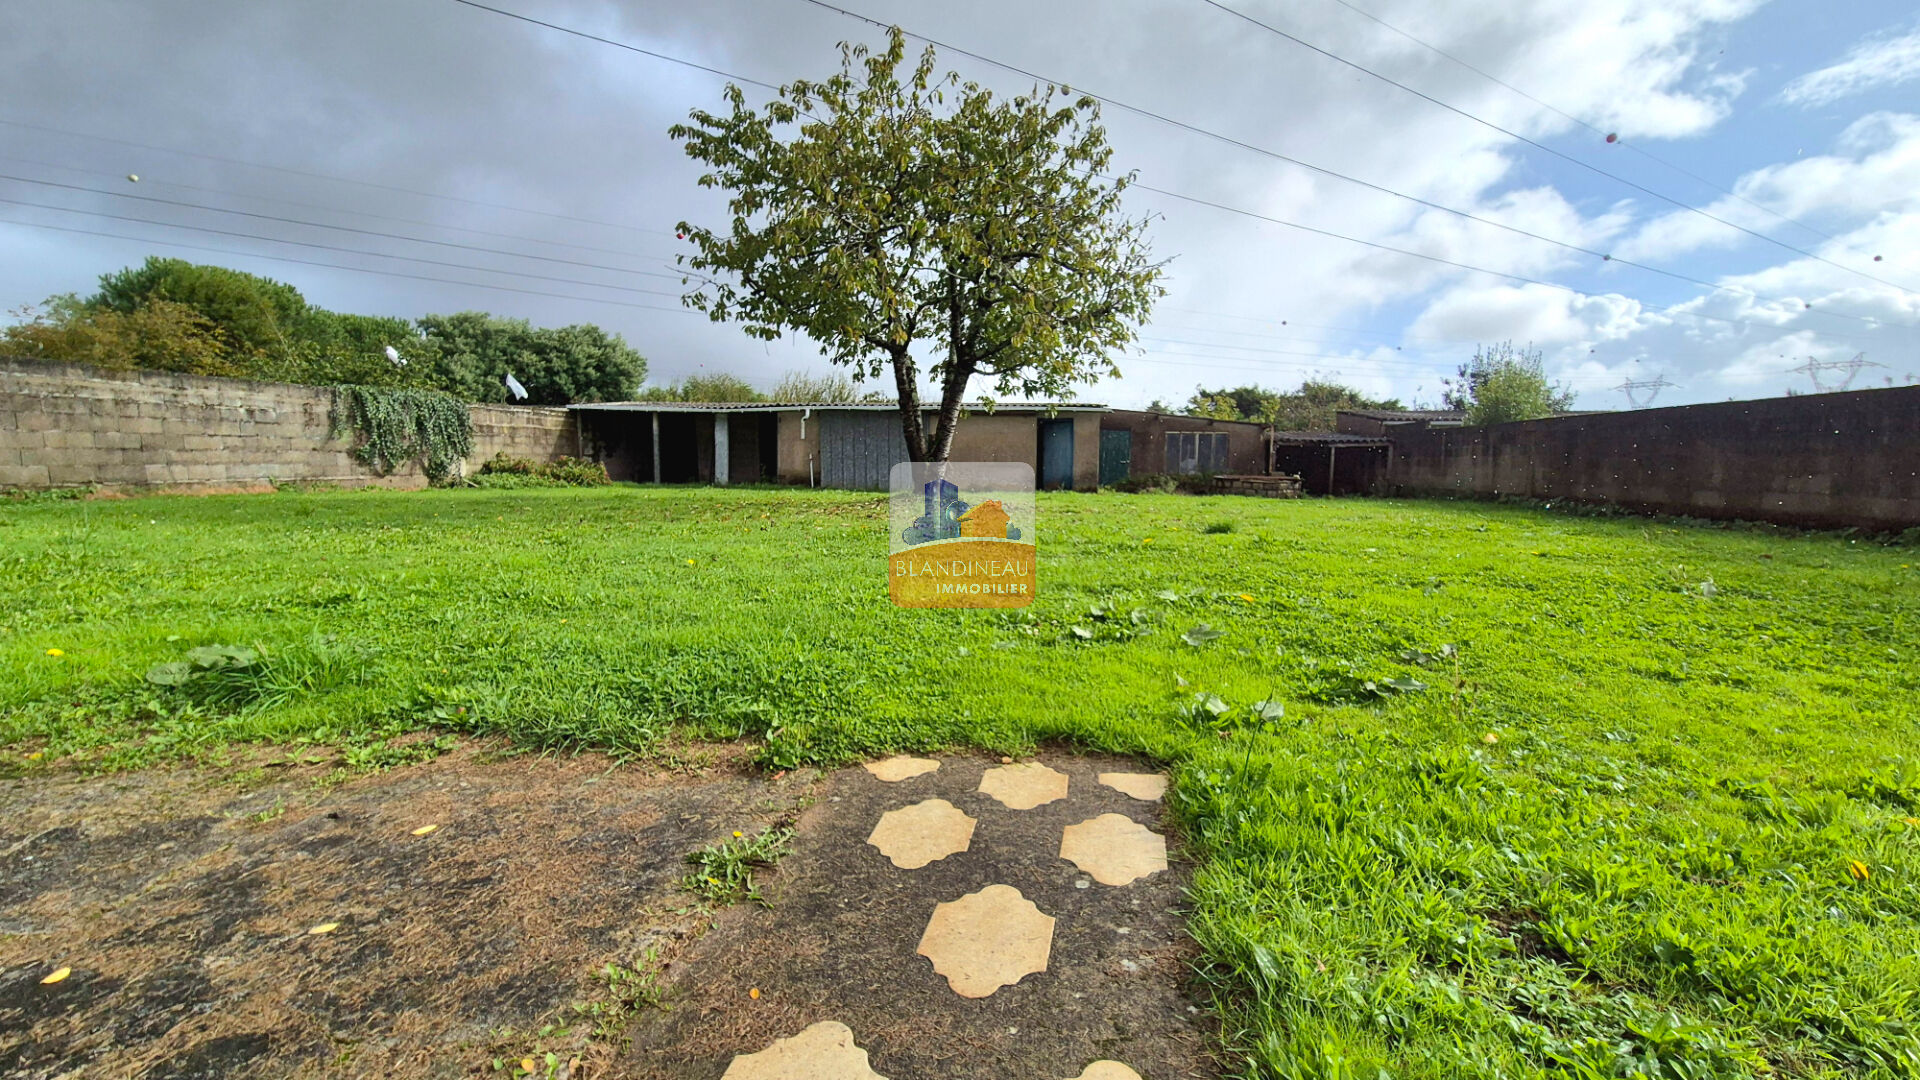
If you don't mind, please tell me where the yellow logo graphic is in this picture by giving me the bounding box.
[889,464,1035,609]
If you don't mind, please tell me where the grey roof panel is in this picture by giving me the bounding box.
[567,401,1107,413]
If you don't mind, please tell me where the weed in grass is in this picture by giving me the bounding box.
[1202,520,1235,534]
[570,953,664,1043]
[682,828,795,907]
[144,636,372,713]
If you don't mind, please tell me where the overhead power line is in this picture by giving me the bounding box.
[0,154,682,263]
[0,195,688,301]
[446,0,782,91]
[0,217,699,317]
[0,117,681,240]
[1318,0,1863,257]
[791,0,1910,333]
[1125,180,1894,342]
[1128,348,1664,391]
[1192,0,1916,294]
[0,214,1697,395]
[0,174,684,283]
[1139,334,1427,369]
[450,0,1909,345]
[793,0,1905,325]
[1161,307,1410,341]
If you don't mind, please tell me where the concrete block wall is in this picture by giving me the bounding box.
[1381,385,1920,531]
[0,359,580,491]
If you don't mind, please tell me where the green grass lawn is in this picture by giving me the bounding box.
[3,486,1917,1078]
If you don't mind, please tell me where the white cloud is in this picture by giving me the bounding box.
[1612,112,1920,264]
[1407,284,1646,348]
[1399,196,1920,409]
[0,0,1798,411]
[1780,23,1920,108]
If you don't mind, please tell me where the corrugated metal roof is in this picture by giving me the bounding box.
[1103,409,1267,429]
[1271,431,1393,446]
[1336,408,1467,421]
[567,401,1107,413]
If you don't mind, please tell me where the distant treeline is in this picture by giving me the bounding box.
[2,256,646,405]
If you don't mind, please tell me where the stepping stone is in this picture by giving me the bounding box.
[1066,1064,1145,1080]
[867,798,976,869]
[916,884,1055,998]
[1098,772,1168,802]
[1059,814,1168,886]
[978,762,1068,809]
[864,756,939,782]
[721,1020,888,1079]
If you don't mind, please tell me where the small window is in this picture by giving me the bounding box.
[1164,431,1229,474]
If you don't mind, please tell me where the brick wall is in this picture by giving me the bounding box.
[0,359,580,490]
[1100,411,1268,478]
[1379,385,1920,531]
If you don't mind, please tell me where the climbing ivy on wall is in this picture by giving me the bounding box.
[329,385,473,484]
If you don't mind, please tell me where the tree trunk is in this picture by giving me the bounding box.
[890,348,931,462]
[926,366,969,463]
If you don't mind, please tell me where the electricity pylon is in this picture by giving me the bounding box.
[1613,375,1678,408]
[1789,353,1884,392]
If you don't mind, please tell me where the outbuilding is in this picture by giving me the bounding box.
[1095,409,1269,484]
[567,401,1106,491]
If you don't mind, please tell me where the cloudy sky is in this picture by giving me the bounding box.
[4,0,1918,410]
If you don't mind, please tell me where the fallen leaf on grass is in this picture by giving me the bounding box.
[40,967,71,984]
[411,824,438,836]
[1181,624,1223,646]
[521,1058,536,1074]
[749,987,761,999]
[307,922,340,935]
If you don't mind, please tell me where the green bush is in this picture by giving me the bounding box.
[463,472,563,489]
[476,452,539,476]
[471,453,610,487]
[546,457,611,486]
[1111,473,1217,494]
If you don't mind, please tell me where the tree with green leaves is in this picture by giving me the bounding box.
[3,294,240,376]
[1443,341,1575,425]
[1186,379,1403,430]
[770,369,889,403]
[91,257,309,370]
[670,28,1162,462]
[288,310,428,388]
[635,373,765,402]
[9,256,647,402]
[417,312,646,405]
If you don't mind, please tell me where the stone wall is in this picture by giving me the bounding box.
[0,359,580,490]
[1379,385,1920,531]
[1208,474,1302,498]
